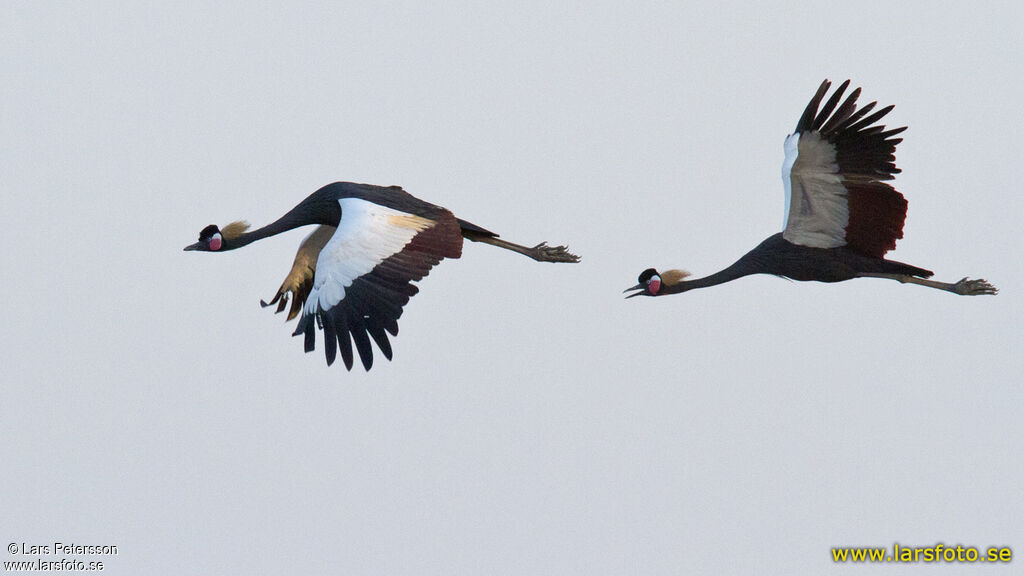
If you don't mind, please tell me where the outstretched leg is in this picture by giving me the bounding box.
[859,273,997,295]
[460,217,581,262]
[462,231,580,263]
[456,217,580,263]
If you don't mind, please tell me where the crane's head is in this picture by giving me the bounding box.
[624,268,690,298]
[183,221,250,252]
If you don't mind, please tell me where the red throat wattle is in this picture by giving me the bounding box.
[647,278,660,295]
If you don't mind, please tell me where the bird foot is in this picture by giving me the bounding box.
[953,277,998,296]
[529,242,581,263]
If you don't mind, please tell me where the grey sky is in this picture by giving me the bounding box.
[3,1,1021,574]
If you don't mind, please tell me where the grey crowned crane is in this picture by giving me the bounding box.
[185,182,580,370]
[625,80,997,299]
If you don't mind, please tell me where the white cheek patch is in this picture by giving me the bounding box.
[304,198,435,316]
[648,275,661,294]
[209,233,223,251]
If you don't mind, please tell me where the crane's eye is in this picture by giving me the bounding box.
[208,233,223,251]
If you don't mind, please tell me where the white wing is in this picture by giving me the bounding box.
[305,198,434,316]
[283,186,464,371]
[780,131,849,248]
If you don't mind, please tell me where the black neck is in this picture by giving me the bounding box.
[661,258,760,294]
[223,192,340,250]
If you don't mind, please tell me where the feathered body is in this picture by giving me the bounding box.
[719,233,931,284]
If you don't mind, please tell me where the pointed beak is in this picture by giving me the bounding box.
[183,242,202,251]
[623,284,645,299]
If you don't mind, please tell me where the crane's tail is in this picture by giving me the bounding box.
[456,218,498,239]
[880,259,933,278]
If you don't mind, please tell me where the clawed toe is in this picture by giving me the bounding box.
[954,278,998,296]
[531,242,581,263]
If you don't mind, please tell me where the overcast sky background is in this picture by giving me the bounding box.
[3,2,1022,574]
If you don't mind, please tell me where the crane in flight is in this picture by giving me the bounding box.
[186,182,579,370]
[626,80,997,299]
